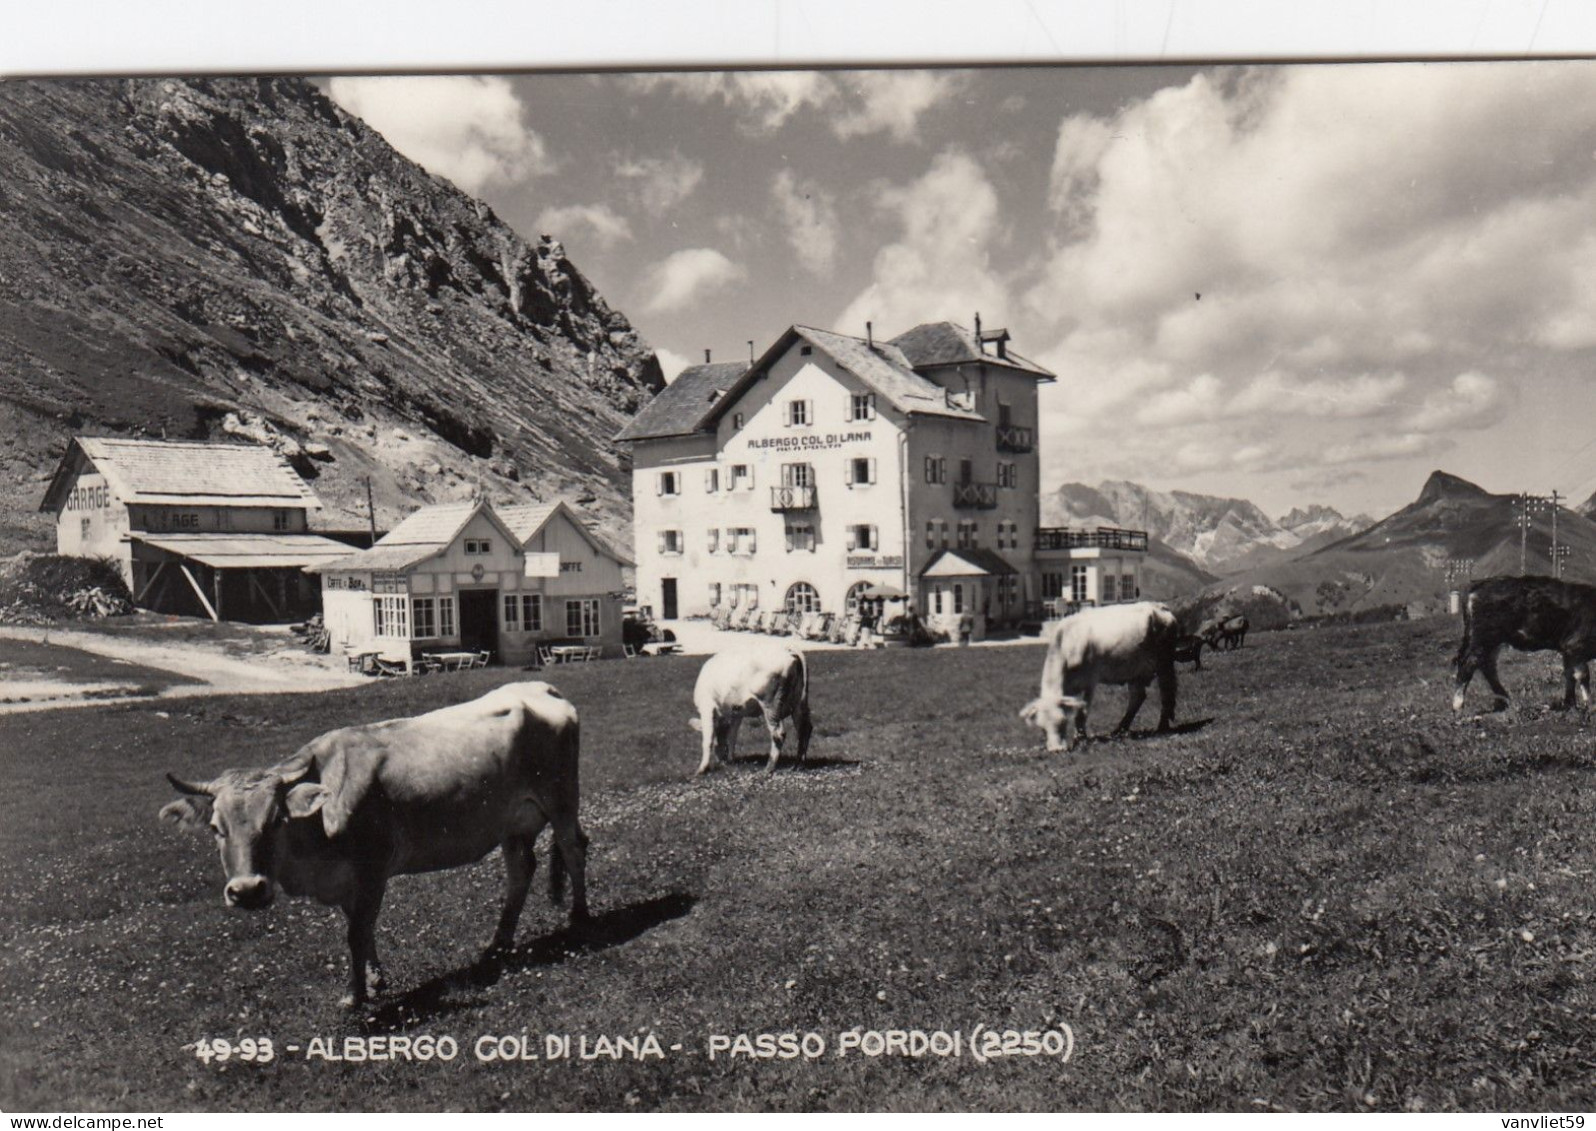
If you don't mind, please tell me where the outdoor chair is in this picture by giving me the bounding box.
[537,645,557,667]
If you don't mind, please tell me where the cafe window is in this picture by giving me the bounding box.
[373,594,410,639]
[521,594,542,632]
[439,596,455,637]
[412,597,437,639]
[465,538,492,555]
[502,594,521,631]
[1071,565,1090,602]
[566,598,601,638]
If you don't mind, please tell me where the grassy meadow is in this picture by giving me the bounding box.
[2,616,1594,1112]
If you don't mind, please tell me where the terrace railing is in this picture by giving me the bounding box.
[769,485,818,511]
[1034,526,1150,552]
[995,424,1034,453]
[952,482,998,509]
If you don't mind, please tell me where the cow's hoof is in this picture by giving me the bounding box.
[339,993,364,1010]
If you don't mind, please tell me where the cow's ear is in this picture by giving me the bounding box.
[315,745,378,839]
[1019,699,1040,724]
[284,782,327,820]
[159,795,211,832]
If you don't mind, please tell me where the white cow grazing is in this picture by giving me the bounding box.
[1020,602,1180,752]
[690,642,813,774]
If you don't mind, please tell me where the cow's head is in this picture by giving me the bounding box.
[159,766,328,909]
[1019,695,1089,753]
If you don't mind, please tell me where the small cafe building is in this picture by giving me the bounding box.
[312,499,627,665]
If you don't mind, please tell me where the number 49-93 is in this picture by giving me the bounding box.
[194,1037,275,1064]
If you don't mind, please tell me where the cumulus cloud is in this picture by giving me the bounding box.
[831,71,966,142]
[771,170,840,276]
[656,347,693,383]
[624,72,835,134]
[613,152,704,217]
[329,76,554,194]
[626,69,959,141]
[1024,62,1596,496]
[534,203,633,250]
[1404,371,1509,432]
[642,249,745,314]
[835,150,1011,336]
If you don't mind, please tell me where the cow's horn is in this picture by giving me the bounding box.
[277,763,312,786]
[166,773,212,796]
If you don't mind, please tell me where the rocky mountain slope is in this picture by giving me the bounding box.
[1196,470,1596,621]
[1047,480,1372,576]
[0,77,662,552]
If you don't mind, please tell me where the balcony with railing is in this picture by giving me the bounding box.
[952,482,999,509]
[995,424,1034,453]
[1034,526,1149,553]
[769,485,817,511]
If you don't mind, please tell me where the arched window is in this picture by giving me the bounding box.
[845,581,872,616]
[784,582,821,615]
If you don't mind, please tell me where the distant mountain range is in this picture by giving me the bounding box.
[1045,479,1373,576]
[1188,470,1596,623]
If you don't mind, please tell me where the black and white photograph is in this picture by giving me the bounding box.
[4,9,1596,1114]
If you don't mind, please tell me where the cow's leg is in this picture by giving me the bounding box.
[759,704,786,772]
[1155,659,1178,731]
[725,714,744,765]
[1114,679,1148,735]
[550,820,590,925]
[695,708,718,776]
[1479,646,1511,711]
[340,881,386,1008]
[490,833,540,953]
[1576,662,1592,710]
[793,701,813,763]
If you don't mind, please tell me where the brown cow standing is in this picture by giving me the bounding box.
[160,682,589,1006]
[1453,576,1596,712]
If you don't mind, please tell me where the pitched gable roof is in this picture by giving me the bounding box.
[498,500,636,566]
[920,546,1021,578]
[313,499,517,573]
[614,361,747,442]
[696,325,985,434]
[41,437,322,513]
[890,321,1055,380]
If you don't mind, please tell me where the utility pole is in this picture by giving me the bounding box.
[364,476,377,544]
[1549,489,1564,573]
[1553,544,1571,579]
[1514,493,1548,575]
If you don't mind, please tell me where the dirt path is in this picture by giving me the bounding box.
[0,624,366,712]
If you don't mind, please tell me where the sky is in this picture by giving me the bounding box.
[325,62,1596,521]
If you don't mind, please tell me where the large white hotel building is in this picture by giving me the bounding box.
[618,319,1147,638]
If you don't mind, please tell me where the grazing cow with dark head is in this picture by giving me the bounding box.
[160,682,589,1007]
[690,642,812,774]
[1020,602,1180,752]
[1203,614,1249,651]
[1453,576,1595,712]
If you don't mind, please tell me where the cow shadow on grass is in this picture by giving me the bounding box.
[1100,717,1215,744]
[360,891,696,1031]
[721,754,861,772]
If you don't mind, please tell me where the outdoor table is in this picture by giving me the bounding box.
[641,641,680,657]
[428,651,478,671]
[349,650,382,675]
[550,645,590,663]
